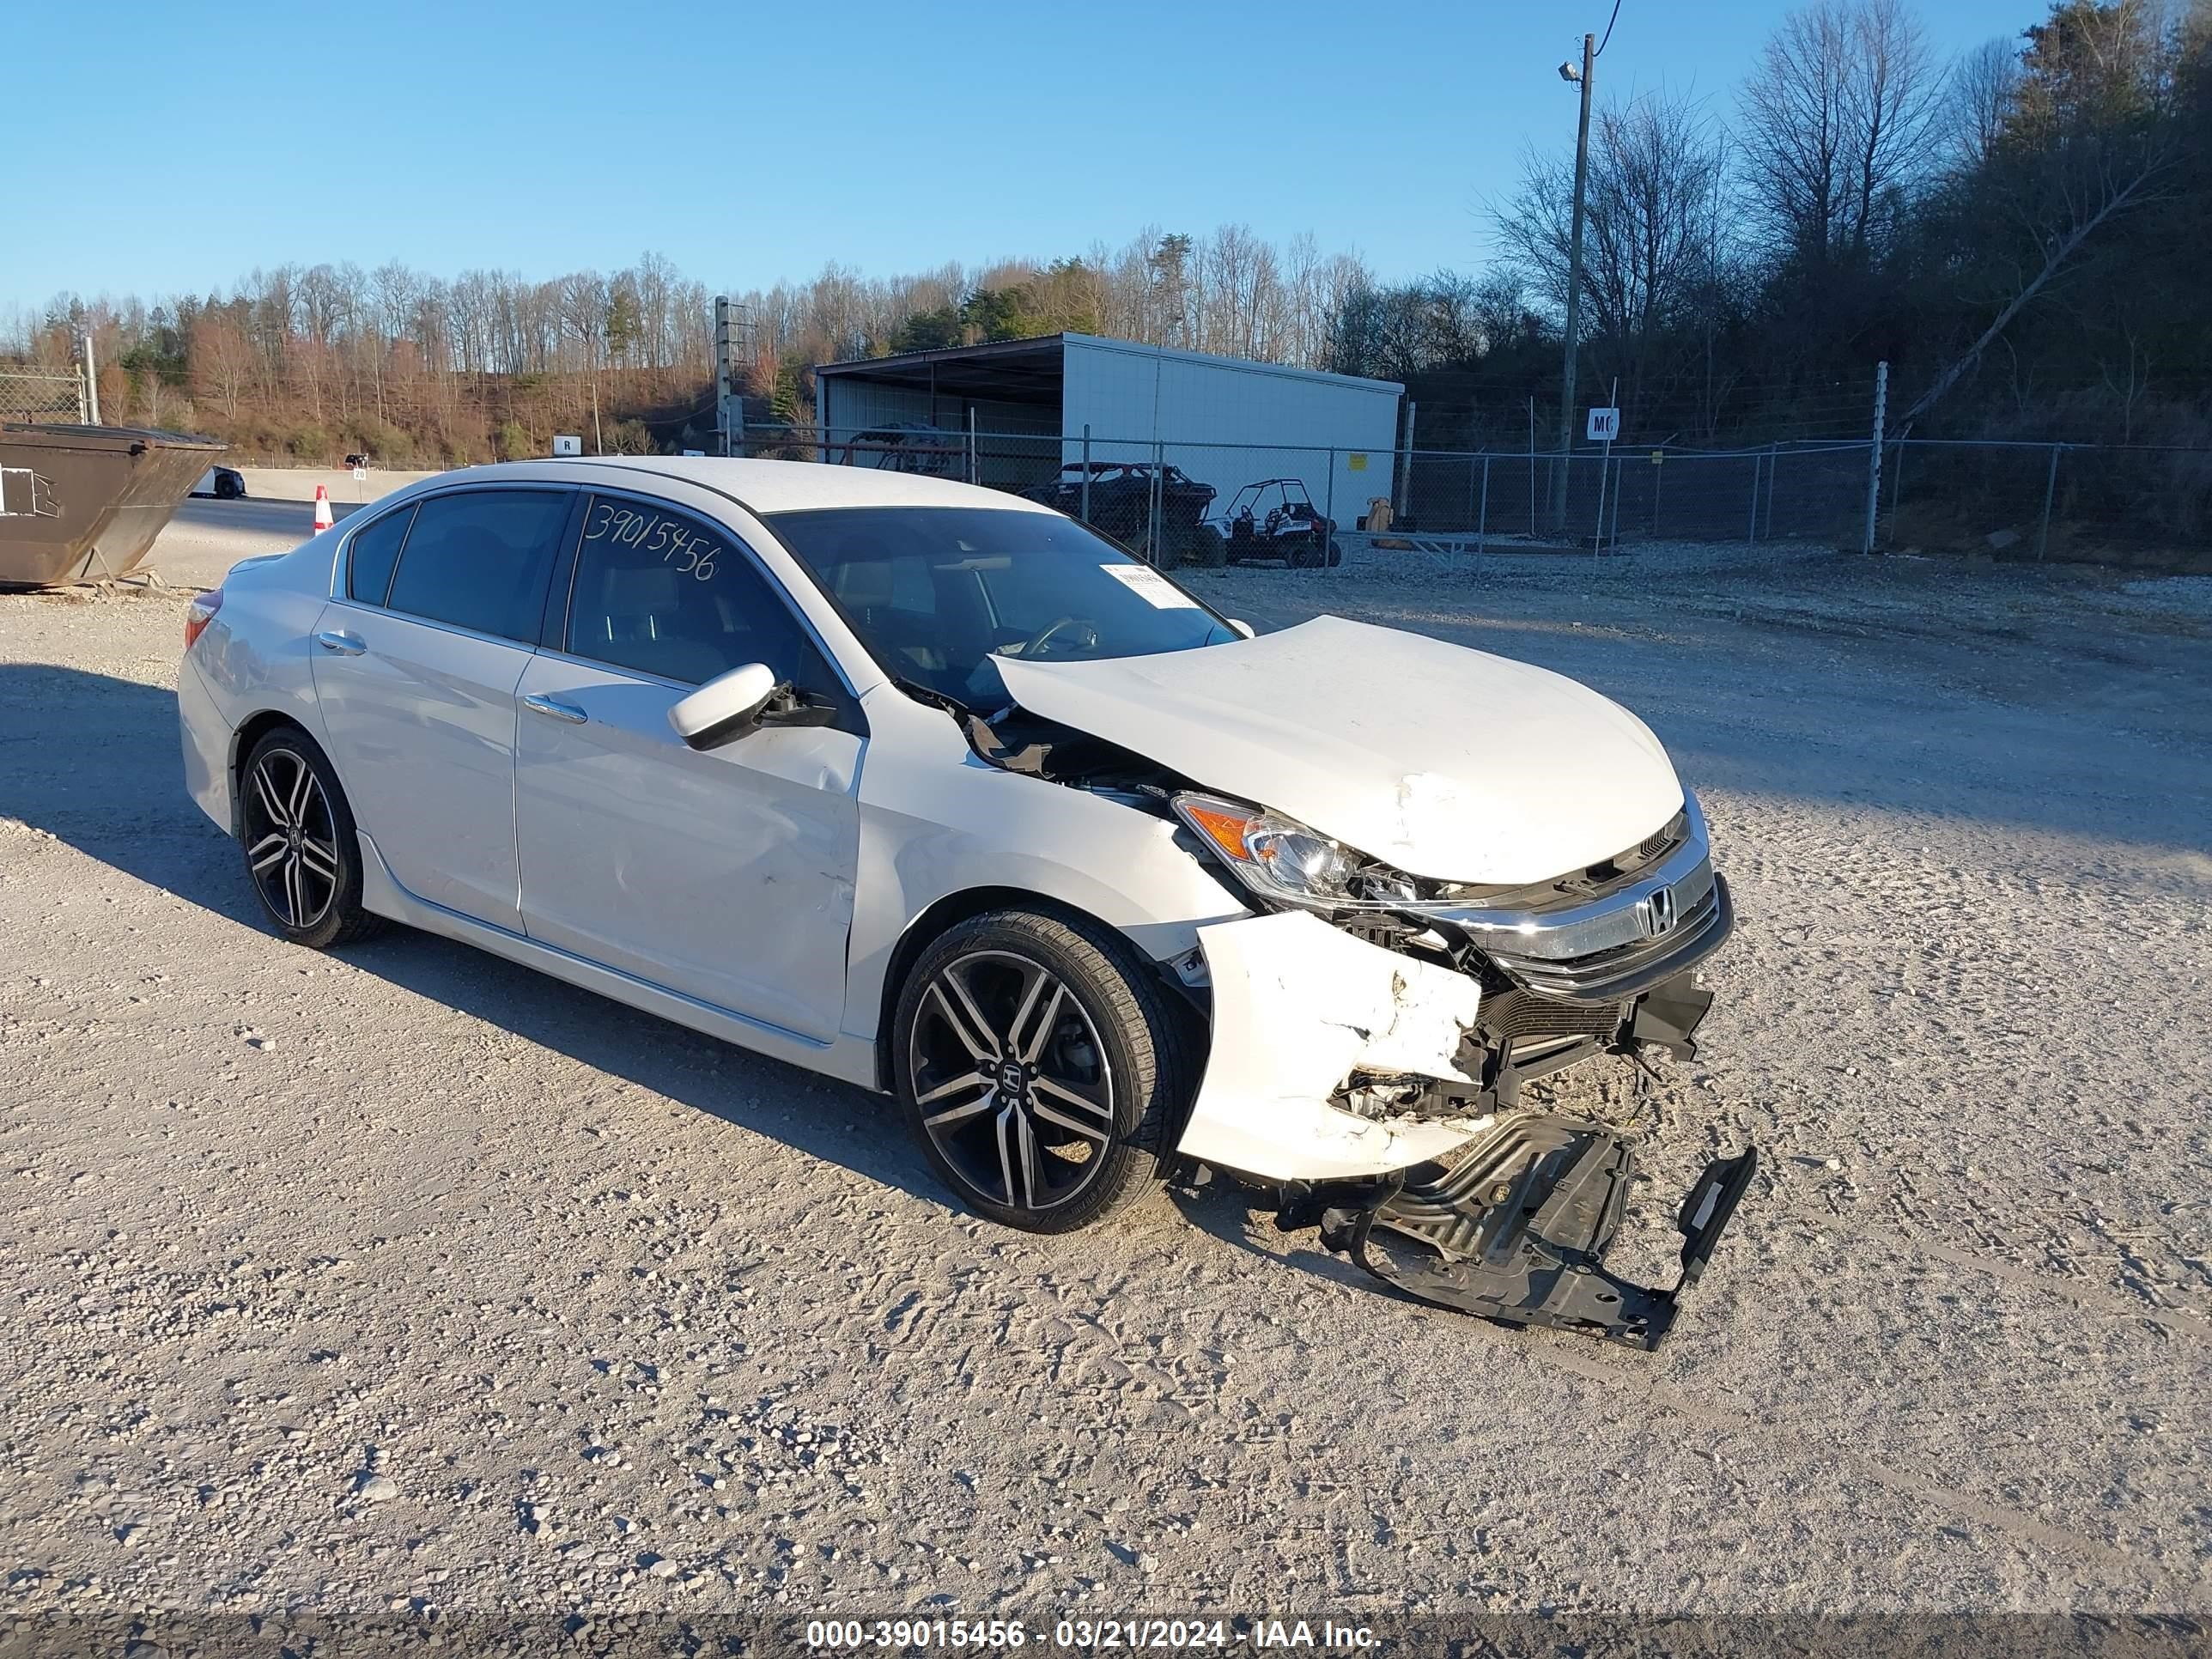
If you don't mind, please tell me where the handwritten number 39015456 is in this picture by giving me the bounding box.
[585,504,718,580]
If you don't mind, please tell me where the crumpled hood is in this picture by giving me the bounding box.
[992,614,1684,885]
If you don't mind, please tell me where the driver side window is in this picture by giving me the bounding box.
[564,495,818,689]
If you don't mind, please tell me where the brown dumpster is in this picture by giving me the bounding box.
[0,423,226,587]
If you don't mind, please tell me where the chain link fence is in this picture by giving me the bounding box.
[1396,441,1870,550]
[0,369,89,424]
[726,422,2212,574]
[736,423,1879,571]
[1885,439,2212,566]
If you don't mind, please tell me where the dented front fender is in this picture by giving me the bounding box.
[1175,910,1494,1183]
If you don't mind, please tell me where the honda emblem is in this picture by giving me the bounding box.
[1642,884,1677,938]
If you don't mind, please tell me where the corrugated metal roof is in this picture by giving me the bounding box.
[813,336,1064,380]
[1060,334,1402,396]
[815,332,1402,397]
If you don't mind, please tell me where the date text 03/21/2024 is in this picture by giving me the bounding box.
[804,1620,1379,1650]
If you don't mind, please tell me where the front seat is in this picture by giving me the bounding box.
[591,564,732,686]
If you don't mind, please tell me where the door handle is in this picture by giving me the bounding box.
[523,692,588,725]
[314,629,365,656]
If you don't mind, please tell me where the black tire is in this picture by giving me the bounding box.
[238,726,384,949]
[1288,535,1322,569]
[1189,525,1229,568]
[1325,537,1344,568]
[215,475,243,500]
[893,908,1200,1234]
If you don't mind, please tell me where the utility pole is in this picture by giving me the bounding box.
[1551,30,1595,528]
[713,296,747,458]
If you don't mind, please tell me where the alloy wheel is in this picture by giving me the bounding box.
[241,748,340,931]
[908,950,1117,1213]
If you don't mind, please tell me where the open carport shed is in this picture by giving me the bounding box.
[813,332,1404,532]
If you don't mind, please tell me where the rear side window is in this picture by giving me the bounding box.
[385,489,571,644]
[346,506,412,605]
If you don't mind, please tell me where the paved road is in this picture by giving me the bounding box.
[151,470,434,588]
[154,496,374,590]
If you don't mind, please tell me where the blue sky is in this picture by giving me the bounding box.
[11,0,2036,314]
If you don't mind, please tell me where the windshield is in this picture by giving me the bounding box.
[765,505,1239,706]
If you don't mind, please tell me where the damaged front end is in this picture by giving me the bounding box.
[940,665,1753,1349]
[1172,795,1753,1350]
[1182,906,1755,1349]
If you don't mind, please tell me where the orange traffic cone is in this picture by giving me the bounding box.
[313,484,333,532]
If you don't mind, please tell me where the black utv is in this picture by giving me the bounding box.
[1212,478,1342,568]
[1021,462,1227,569]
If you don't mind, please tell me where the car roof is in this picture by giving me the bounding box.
[431,456,1057,516]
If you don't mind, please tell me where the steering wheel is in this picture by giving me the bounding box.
[1018,615,1093,658]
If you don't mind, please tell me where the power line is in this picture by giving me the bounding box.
[1595,0,1624,58]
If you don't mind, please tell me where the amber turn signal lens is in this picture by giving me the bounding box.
[1182,802,1255,862]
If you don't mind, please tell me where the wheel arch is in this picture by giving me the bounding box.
[227,710,319,837]
[872,885,1133,1092]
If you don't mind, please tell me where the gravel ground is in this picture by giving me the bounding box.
[1,526,2208,1632]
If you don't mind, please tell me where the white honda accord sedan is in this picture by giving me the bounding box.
[179,459,1746,1334]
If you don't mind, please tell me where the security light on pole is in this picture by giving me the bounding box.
[1550,29,1595,530]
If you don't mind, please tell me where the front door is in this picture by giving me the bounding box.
[513,491,863,1042]
[311,486,576,931]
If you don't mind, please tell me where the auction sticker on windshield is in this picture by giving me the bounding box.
[1100,562,1199,608]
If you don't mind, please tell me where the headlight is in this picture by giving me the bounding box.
[1172,792,1364,909]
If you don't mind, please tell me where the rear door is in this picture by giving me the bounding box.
[311,486,578,931]
[513,489,864,1042]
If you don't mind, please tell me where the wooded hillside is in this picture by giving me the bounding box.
[8,0,2203,464]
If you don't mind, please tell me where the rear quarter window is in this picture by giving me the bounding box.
[345,506,413,605]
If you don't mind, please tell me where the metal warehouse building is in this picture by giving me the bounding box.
[813,332,1404,532]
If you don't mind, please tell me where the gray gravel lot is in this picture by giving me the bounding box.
[1,529,2208,1626]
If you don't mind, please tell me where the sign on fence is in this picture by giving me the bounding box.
[1586,407,1620,443]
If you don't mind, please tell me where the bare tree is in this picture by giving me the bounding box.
[1741,0,1944,264]
[1495,87,1728,411]
[1841,0,1945,253]
[1948,37,2021,173]
[1901,153,2171,425]
[190,313,253,418]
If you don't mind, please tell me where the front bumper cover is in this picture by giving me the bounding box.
[1172,909,1490,1182]
[1171,905,1728,1185]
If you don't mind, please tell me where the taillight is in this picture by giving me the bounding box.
[184,587,224,652]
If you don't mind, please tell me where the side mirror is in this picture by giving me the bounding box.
[668,662,778,750]
[1226,618,1256,640]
